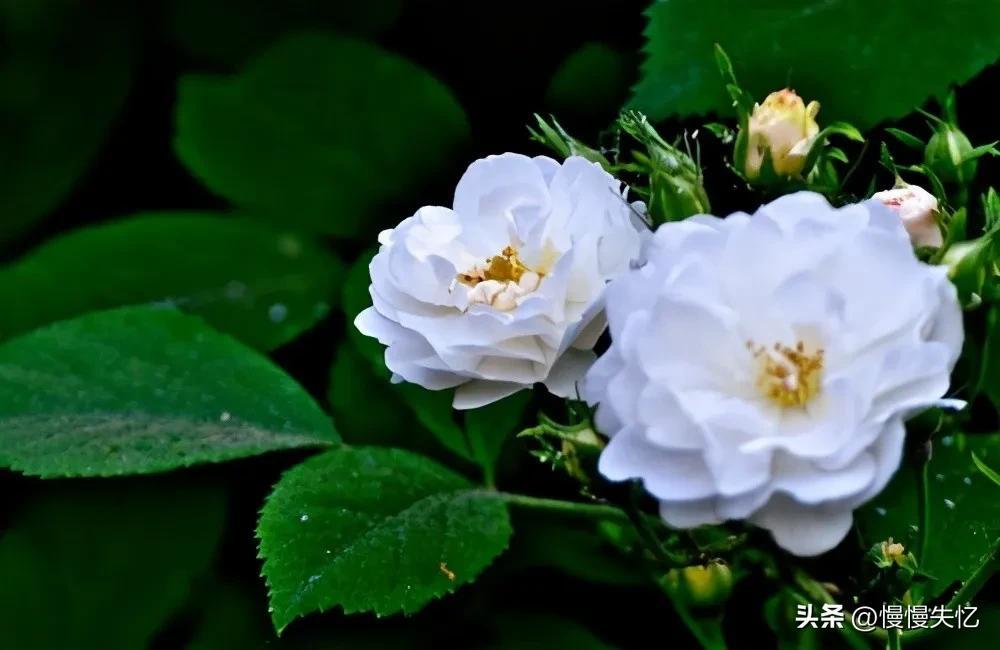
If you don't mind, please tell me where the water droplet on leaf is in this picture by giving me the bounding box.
[269,303,288,323]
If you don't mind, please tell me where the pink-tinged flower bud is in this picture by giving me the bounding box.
[744,89,820,179]
[872,184,943,248]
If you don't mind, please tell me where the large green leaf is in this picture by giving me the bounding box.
[174,32,469,238]
[0,306,337,477]
[258,446,512,631]
[0,0,134,242]
[631,0,1000,130]
[168,0,401,67]
[856,432,1000,599]
[0,212,342,350]
[0,479,226,649]
[545,42,630,120]
[465,391,531,485]
[921,604,1000,650]
[505,514,646,587]
[327,342,446,459]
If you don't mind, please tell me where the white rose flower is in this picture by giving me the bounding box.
[582,192,963,556]
[872,184,943,248]
[356,153,645,409]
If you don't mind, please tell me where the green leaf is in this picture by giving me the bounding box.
[972,451,1000,488]
[258,446,512,631]
[977,306,1000,409]
[886,128,926,151]
[919,604,1000,650]
[466,391,531,482]
[856,432,1000,599]
[187,586,269,650]
[631,0,1000,130]
[342,249,383,363]
[0,478,226,649]
[168,0,401,67]
[0,306,337,477]
[327,342,445,460]
[0,213,343,350]
[174,32,469,238]
[763,590,820,650]
[0,0,134,242]
[398,383,471,460]
[506,514,646,587]
[544,42,629,119]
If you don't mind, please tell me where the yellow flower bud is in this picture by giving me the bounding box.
[744,89,820,179]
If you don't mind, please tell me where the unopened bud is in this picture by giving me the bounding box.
[744,89,820,180]
[925,123,976,185]
[872,184,943,248]
[661,561,734,609]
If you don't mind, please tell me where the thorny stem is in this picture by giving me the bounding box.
[626,483,692,567]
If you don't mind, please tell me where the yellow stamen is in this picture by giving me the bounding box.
[748,339,824,408]
[457,246,530,286]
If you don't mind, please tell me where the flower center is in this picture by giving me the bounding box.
[748,340,824,408]
[454,246,542,311]
[456,246,528,286]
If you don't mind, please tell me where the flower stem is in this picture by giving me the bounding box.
[886,627,902,650]
[496,492,628,522]
[657,582,727,650]
[917,457,931,566]
[946,543,999,609]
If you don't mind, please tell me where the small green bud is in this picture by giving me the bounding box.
[661,560,734,609]
[925,123,977,185]
[618,111,710,223]
[648,166,711,223]
[528,114,611,168]
[944,236,994,305]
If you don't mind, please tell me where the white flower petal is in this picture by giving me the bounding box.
[750,496,855,556]
[357,152,644,408]
[585,191,963,556]
[598,429,717,500]
[543,348,596,398]
[659,498,723,528]
[453,380,526,410]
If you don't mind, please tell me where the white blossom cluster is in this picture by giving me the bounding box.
[358,154,963,555]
